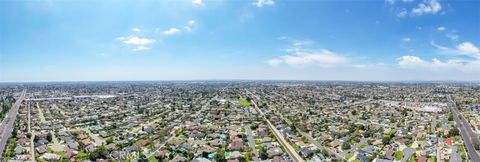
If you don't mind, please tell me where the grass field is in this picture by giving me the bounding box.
[148,152,159,162]
[239,98,251,107]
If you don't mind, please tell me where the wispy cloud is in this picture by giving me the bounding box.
[119,36,156,46]
[397,9,408,17]
[398,55,467,71]
[162,28,180,35]
[398,41,480,72]
[192,0,205,7]
[117,36,156,52]
[266,41,348,67]
[411,0,442,16]
[432,41,480,58]
[132,46,151,52]
[389,0,443,17]
[252,0,274,8]
[131,28,141,32]
[184,20,196,32]
[402,37,412,42]
[437,26,446,31]
[292,39,314,46]
[385,0,395,5]
[446,34,459,41]
[266,58,282,66]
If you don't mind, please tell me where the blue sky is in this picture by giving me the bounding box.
[1,0,479,82]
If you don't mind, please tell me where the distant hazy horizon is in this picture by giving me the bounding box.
[1,79,480,84]
[1,0,479,82]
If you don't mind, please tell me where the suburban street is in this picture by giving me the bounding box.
[28,102,35,161]
[247,90,305,162]
[0,90,26,159]
[246,127,260,162]
[298,131,342,159]
[339,138,367,158]
[401,148,415,162]
[255,91,342,160]
[448,95,480,162]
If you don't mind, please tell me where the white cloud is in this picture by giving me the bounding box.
[398,56,425,66]
[184,20,196,32]
[402,0,414,3]
[266,59,283,66]
[430,41,449,50]
[119,36,156,46]
[117,36,156,52]
[187,20,195,26]
[402,41,480,72]
[398,55,465,70]
[253,0,274,8]
[385,0,395,5]
[437,26,446,31]
[432,41,480,58]
[397,9,408,17]
[192,0,205,7]
[132,46,151,52]
[292,40,313,46]
[282,50,348,66]
[267,48,348,67]
[446,34,459,41]
[402,37,412,42]
[131,28,141,32]
[457,42,480,57]
[411,0,442,16]
[277,36,288,40]
[267,40,351,67]
[162,28,180,35]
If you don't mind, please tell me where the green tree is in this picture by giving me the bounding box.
[473,140,479,150]
[47,132,53,142]
[138,151,148,162]
[106,138,113,144]
[382,136,391,145]
[12,127,17,137]
[245,147,252,161]
[341,142,351,150]
[448,113,454,121]
[448,128,459,137]
[215,149,226,162]
[88,145,109,160]
[259,146,268,160]
[394,151,404,161]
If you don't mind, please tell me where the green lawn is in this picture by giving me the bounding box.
[345,151,355,160]
[239,98,251,107]
[394,151,404,161]
[148,152,159,162]
[359,144,367,149]
[458,145,467,161]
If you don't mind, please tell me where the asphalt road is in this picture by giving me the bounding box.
[448,95,480,162]
[339,138,367,158]
[254,90,341,160]
[247,90,305,162]
[401,148,415,162]
[298,131,342,159]
[246,127,260,162]
[0,90,26,159]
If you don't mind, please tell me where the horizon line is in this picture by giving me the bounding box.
[1,79,480,84]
